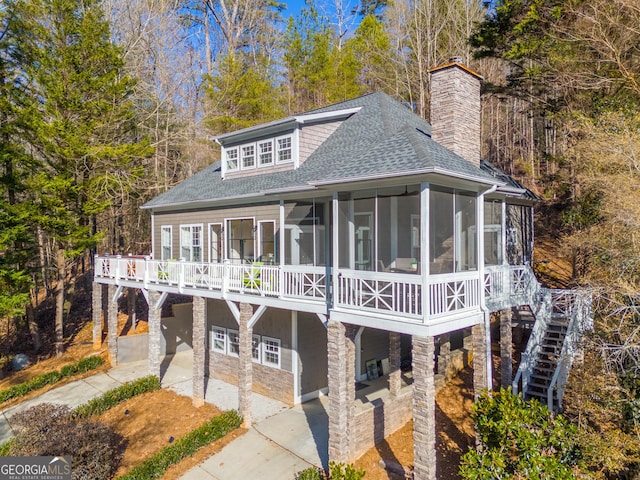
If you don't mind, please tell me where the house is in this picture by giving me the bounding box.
[92,60,592,479]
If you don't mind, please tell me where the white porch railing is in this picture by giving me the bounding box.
[429,272,480,317]
[96,256,543,323]
[336,269,422,319]
[282,265,327,301]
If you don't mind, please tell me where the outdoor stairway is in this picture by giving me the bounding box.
[512,275,593,412]
[511,306,536,330]
[523,318,570,408]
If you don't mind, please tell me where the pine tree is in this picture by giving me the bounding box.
[6,0,151,356]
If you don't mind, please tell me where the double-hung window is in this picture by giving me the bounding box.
[258,140,273,166]
[180,225,203,262]
[225,147,239,171]
[276,136,292,163]
[210,327,226,353]
[252,334,261,362]
[227,329,240,357]
[242,144,255,169]
[262,337,281,368]
[161,226,172,260]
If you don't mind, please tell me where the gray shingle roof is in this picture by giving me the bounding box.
[144,92,500,209]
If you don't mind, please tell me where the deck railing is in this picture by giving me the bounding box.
[336,269,422,319]
[95,255,532,322]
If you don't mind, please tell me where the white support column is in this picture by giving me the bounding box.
[292,311,300,404]
[501,200,508,267]
[348,197,355,270]
[420,183,430,322]
[390,197,398,261]
[332,193,339,308]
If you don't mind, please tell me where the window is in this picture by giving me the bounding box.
[276,136,292,163]
[225,147,239,171]
[227,329,240,357]
[180,225,203,262]
[258,221,276,264]
[484,199,503,266]
[258,140,273,166]
[209,327,282,369]
[161,226,172,260]
[227,218,255,263]
[209,223,223,263]
[210,327,226,353]
[241,144,255,169]
[252,334,261,362]
[262,337,281,368]
[429,188,477,273]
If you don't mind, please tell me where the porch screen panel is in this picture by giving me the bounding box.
[484,199,502,266]
[430,189,454,274]
[284,201,325,266]
[397,190,420,272]
[455,192,476,271]
[353,197,375,271]
[338,194,350,269]
[161,226,172,260]
[377,195,392,271]
[259,221,276,264]
[228,219,254,263]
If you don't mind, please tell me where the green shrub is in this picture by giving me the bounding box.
[296,463,365,480]
[328,462,365,480]
[296,467,325,480]
[459,388,581,480]
[118,410,242,480]
[9,403,123,480]
[74,375,160,418]
[0,355,104,404]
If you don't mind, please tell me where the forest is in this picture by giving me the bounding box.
[0,0,639,476]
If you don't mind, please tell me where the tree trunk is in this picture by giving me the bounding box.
[26,298,41,353]
[55,248,65,357]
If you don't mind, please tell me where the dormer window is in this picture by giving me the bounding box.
[276,136,292,163]
[221,132,296,177]
[226,147,239,171]
[242,145,255,169]
[258,140,274,166]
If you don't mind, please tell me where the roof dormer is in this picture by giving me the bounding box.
[216,107,361,179]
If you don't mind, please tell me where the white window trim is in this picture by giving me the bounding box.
[210,327,227,354]
[275,134,293,165]
[180,224,203,262]
[161,225,172,260]
[257,220,276,263]
[252,334,262,363]
[209,326,281,370]
[261,336,281,369]
[258,139,274,166]
[225,146,239,172]
[241,144,256,170]
[227,329,240,357]
[208,222,224,263]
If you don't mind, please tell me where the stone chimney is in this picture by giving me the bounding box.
[428,58,482,166]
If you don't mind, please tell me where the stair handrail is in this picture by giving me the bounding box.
[547,290,592,410]
[512,287,553,396]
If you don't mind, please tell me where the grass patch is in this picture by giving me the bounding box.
[0,356,104,404]
[0,439,14,456]
[117,410,242,480]
[74,376,160,418]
